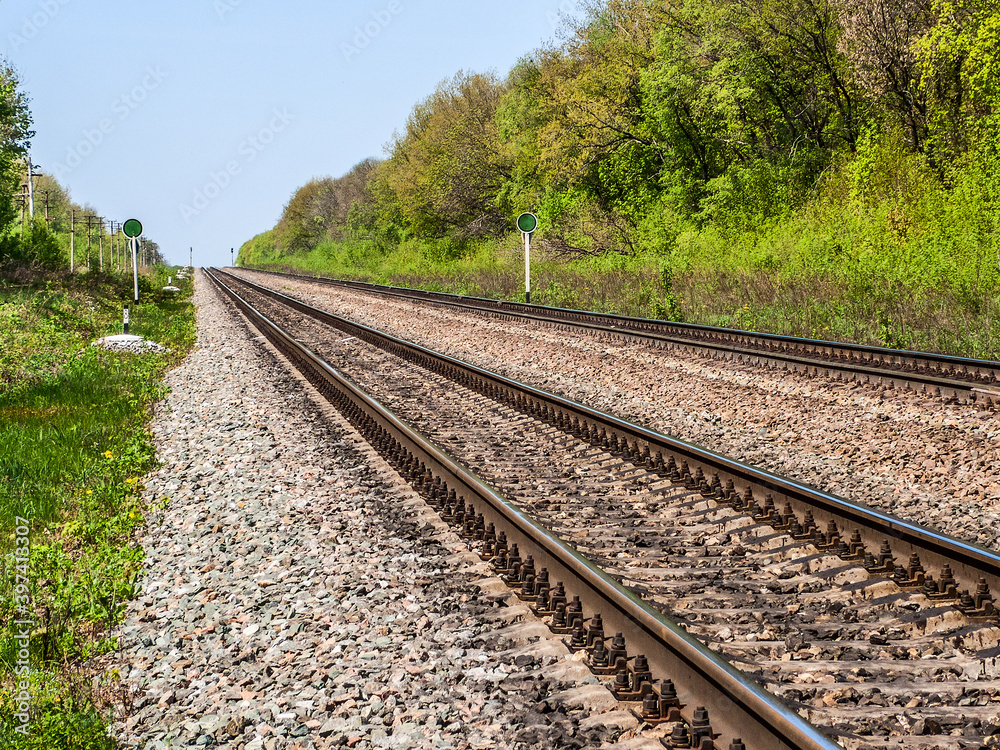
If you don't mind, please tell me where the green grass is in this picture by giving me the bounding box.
[255,236,1000,359]
[0,266,196,749]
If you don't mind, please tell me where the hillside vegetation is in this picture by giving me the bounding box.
[243,0,1000,357]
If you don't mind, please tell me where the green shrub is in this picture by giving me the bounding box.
[0,220,66,271]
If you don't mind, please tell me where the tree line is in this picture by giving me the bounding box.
[242,0,1000,266]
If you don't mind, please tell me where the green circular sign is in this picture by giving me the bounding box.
[122,218,143,238]
[516,212,538,234]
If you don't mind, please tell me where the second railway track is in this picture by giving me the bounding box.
[209,268,1000,749]
[246,268,1000,407]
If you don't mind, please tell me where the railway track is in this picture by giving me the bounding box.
[208,268,1000,749]
[249,268,1000,407]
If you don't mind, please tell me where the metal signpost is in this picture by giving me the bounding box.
[123,218,143,302]
[516,213,538,304]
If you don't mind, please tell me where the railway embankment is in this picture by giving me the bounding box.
[109,271,633,750]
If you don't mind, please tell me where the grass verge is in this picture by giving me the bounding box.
[0,266,196,749]
[251,226,1000,361]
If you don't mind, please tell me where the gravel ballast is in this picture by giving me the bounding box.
[231,270,1000,553]
[109,272,638,750]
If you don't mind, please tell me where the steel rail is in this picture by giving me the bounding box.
[206,267,841,750]
[217,268,1000,620]
[248,267,1000,404]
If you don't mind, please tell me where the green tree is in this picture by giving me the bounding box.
[26,173,72,232]
[315,158,379,240]
[669,0,862,169]
[917,0,1000,157]
[497,0,671,254]
[16,217,65,269]
[0,61,33,238]
[835,0,933,151]
[273,178,330,255]
[380,70,512,239]
[527,1,667,189]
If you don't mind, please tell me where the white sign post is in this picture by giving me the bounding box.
[129,237,140,302]
[516,213,538,304]
[123,219,143,303]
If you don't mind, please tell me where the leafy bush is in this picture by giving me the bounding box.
[0,220,66,271]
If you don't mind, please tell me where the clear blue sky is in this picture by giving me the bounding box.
[1,1,580,268]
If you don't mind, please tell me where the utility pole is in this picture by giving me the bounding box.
[25,158,38,218]
[110,221,118,272]
[98,217,105,272]
[114,222,120,272]
[70,210,75,273]
[83,214,99,270]
[32,189,52,221]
